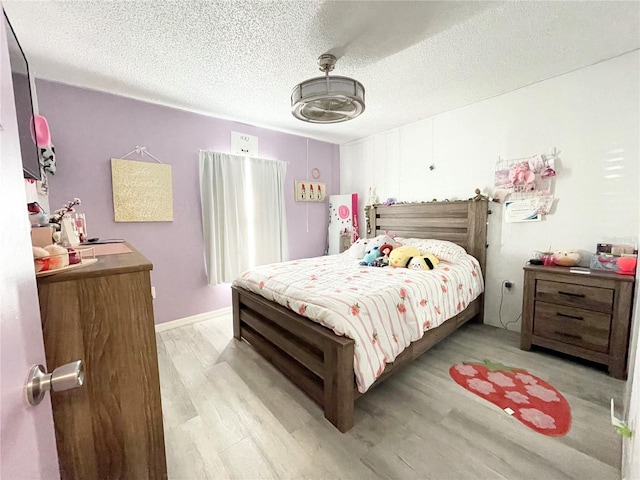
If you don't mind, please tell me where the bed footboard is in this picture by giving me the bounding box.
[232,286,355,432]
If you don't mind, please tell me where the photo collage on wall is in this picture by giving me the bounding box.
[493,150,559,223]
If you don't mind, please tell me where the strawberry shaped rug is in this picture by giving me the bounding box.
[449,359,571,436]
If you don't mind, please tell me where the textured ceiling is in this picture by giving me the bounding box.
[3,1,639,145]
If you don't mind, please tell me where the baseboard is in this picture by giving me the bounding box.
[155,307,232,332]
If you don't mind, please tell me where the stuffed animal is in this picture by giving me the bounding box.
[389,246,420,268]
[33,246,51,272]
[27,202,49,227]
[39,145,56,175]
[552,250,580,267]
[348,238,370,259]
[406,254,439,270]
[43,244,69,269]
[360,246,381,266]
[372,243,394,267]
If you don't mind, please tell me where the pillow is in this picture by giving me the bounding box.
[347,238,370,259]
[394,237,467,263]
[368,234,400,251]
[349,234,400,259]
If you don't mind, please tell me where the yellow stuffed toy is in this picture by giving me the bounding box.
[389,246,420,268]
[406,254,439,270]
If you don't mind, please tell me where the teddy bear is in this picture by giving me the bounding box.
[406,254,439,270]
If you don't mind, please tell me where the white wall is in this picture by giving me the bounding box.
[341,51,639,330]
[623,172,640,479]
[624,284,640,478]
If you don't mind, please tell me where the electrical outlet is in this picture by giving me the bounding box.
[504,281,513,290]
[151,286,156,299]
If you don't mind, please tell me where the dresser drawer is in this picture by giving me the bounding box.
[536,280,613,313]
[533,301,611,352]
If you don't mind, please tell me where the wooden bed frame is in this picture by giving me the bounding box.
[232,200,488,432]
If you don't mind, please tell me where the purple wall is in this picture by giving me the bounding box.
[36,80,340,324]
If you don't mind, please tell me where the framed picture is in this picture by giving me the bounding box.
[294,181,326,202]
[111,158,173,222]
[504,198,542,223]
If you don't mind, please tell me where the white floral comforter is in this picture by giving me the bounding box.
[233,253,484,393]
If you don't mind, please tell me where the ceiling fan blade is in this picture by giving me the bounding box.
[314,1,494,63]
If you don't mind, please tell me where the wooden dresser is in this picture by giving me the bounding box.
[37,245,167,479]
[521,265,635,379]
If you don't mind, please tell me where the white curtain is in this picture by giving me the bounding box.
[199,151,288,285]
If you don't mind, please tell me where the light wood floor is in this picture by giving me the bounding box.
[157,316,625,479]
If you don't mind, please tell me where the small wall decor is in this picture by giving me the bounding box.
[504,198,542,223]
[494,148,559,222]
[366,186,379,206]
[231,131,258,157]
[111,147,173,222]
[294,181,326,202]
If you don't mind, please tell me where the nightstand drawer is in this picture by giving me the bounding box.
[536,280,613,313]
[533,301,611,353]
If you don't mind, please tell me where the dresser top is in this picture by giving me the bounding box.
[37,243,152,285]
[523,264,635,283]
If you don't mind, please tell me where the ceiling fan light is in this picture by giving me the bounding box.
[291,56,365,124]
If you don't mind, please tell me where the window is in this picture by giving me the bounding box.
[199,151,288,285]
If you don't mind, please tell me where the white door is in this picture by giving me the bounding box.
[0,13,60,479]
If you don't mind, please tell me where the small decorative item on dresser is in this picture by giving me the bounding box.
[49,197,81,229]
[540,253,555,266]
[533,250,555,266]
[552,250,581,267]
[27,202,49,227]
[32,244,97,276]
[617,256,637,276]
[48,198,82,247]
[74,213,88,243]
[520,265,635,379]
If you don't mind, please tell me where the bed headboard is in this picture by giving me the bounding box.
[369,200,488,275]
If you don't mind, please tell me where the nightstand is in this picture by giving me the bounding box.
[521,265,635,379]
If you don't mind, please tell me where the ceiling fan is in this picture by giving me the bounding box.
[290,54,365,124]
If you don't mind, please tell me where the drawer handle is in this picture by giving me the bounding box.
[554,331,582,340]
[558,290,585,298]
[556,312,584,321]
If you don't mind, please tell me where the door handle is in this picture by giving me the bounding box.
[26,360,84,406]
